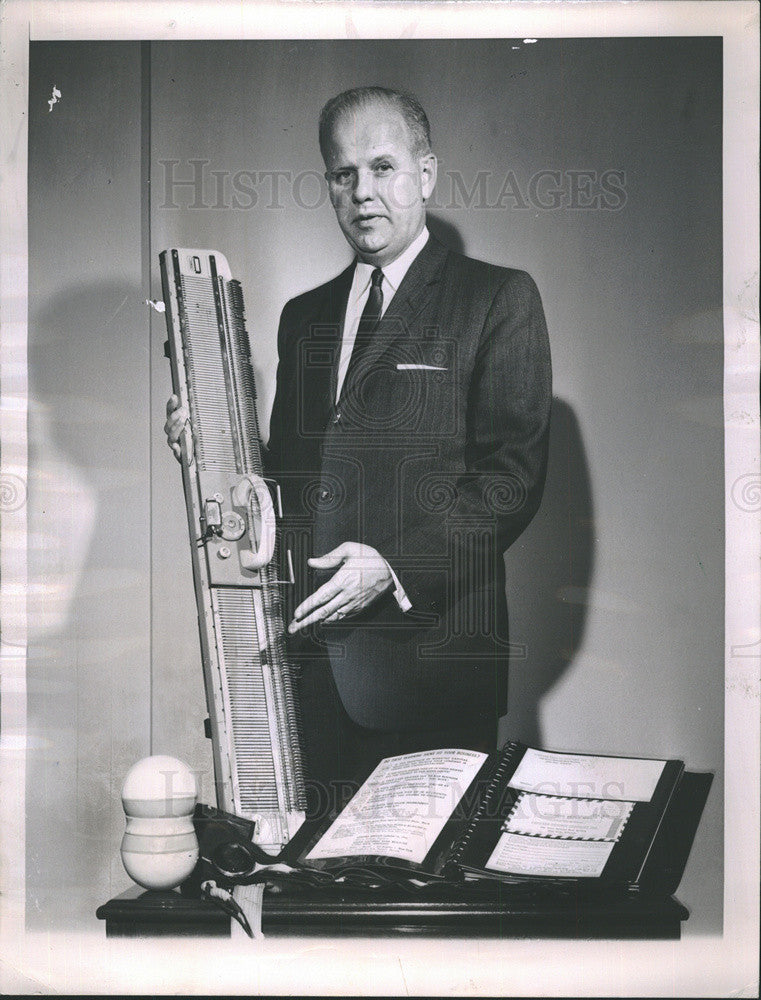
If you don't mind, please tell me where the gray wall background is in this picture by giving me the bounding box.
[27,38,723,933]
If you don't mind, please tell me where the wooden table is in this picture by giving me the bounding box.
[97,882,688,938]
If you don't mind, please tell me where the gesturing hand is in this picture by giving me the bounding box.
[288,542,393,633]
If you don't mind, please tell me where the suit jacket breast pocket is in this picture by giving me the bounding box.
[383,341,460,437]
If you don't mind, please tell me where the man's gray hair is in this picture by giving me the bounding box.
[319,86,432,160]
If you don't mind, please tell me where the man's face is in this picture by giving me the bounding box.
[323,102,437,267]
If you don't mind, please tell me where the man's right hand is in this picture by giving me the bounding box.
[164,394,191,463]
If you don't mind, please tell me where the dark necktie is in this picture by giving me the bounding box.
[357,267,384,335]
[343,267,384,391]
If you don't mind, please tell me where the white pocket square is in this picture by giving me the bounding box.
[396,363,448,371]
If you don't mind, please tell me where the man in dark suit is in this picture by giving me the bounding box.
[167,86,551,798]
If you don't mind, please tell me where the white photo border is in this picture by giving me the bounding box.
[1,1,758,995]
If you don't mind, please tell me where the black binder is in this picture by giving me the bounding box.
[298,741,686,893]
[448,741,685,888]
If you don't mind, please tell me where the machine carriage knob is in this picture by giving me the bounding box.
[220,510,246,541]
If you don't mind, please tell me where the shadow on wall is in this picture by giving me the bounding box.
[26,280,153,930]
[501,398,595,748]
[26,280,151,642]
[427,213,465,255]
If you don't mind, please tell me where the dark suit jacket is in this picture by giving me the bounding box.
[266,234,551,732]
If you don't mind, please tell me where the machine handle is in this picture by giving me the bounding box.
[231,474,276,570]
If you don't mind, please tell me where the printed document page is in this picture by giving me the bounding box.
[509,748,666,802]
[505,793,634,841]
[486,831,615,878]
[306,748,487,864]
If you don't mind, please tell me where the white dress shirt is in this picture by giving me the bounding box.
[335,225,430,401]
[335,225,430,613]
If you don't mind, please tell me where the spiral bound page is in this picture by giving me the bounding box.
[503,793,634,841]
[485,832,615,879]
[509,748,666,802]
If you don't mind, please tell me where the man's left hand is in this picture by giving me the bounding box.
[288,542,393,633]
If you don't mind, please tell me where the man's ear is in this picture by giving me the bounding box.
[420,153,437,202]
[324,169,337,206]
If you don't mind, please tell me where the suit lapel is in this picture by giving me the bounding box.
[339,236,449,400]
[317,260,354,332]
[383,234,449,332]
[301,262,354,418]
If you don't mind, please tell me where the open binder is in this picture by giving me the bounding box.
[297,741,685,892]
